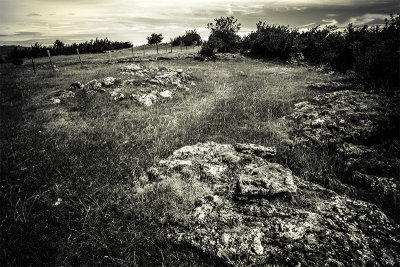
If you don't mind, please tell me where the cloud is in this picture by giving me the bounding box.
[1,0,398,46]
[26,12,40,16]
[343,13,389,26]
[321,19,338,26]
[14,31,42,36]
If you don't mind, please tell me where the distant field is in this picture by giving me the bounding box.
[0,49,379,265]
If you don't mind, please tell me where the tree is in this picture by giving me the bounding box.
[53,40,64,49]
[147,33,163,54]
[201,16,241,56]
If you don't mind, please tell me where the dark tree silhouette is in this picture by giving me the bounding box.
[147,33,164,54]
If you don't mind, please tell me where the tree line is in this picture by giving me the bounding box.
[9,38,132,59]
[200,14,400,93]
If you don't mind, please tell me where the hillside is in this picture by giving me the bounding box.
[1,48,399,266]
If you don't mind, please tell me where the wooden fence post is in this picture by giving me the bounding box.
[108,50,112,62]
[131,45,134,57]
[31,57,36,74]
[143,45,145,56]
[170,45,172,53]
[76,48,83,67]
[47,50,56,72]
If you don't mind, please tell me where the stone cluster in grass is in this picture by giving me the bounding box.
[119,64,195,106]
[306,80,350,90]
[139,142,400,266]
[50,64,194,106]
[286,90,399,216]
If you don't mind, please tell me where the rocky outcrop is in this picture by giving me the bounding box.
[286,90,400,218]
[139,142,400,266]
[286,90,394,147]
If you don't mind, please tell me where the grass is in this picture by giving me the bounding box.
[0,51,371,265]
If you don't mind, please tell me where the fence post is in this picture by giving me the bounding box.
[131,45,134,57]
[31,57,36,74]
[76,48,83,67]
[47,50,56,72]
[108,50,112,62]
[166,45,168,53]
[143,45,145,56]
[170,45,172,53]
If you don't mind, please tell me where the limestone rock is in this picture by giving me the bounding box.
[286,90,394,147]
[234,143,276,159]
[286,90,400,218]
[69,82,82,91]
[159,90,172,98]
[85,79,103,91]
[138,142,400,266]
[102,77,116,87]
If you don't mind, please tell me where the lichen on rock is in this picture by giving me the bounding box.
[137,142,400,266]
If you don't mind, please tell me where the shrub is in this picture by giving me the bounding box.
[242,22,301,60]
[201,16,241,56]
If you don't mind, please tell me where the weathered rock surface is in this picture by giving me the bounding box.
[286,90,400,218]
[286,90,395,147]
[306,80,349,90]
[140,142,400,266]
[118,64,193,105]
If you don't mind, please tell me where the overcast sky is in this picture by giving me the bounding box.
[0,0,398,46]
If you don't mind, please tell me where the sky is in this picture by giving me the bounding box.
[0,0,398,46]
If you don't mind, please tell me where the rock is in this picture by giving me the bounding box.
[120,64,142,72]
[352,172,399,198]
[69,82,82,91]
[61,91,75,98]
[176,69,183,74]
[122,79,135,86]
[102,77,116,87]
[110,91,125,101]
[234,143,276,159]
[133,94,157,106]
[159,90,172,98]
[138,142,400,266]
[50,98,61,104]
[306,81,349,90]
[85,79,103,91]
[286,90,400,218]
[286,90,394,147]
[236,163,297,198]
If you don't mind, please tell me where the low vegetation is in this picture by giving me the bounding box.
[1,14,399,266]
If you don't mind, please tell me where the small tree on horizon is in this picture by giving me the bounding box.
[147,33,164,54]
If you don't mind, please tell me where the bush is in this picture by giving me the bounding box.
[242,22,301,60]
[201,16,241,57]
[240,13,400,92]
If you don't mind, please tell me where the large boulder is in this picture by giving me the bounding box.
[138,142,400,266]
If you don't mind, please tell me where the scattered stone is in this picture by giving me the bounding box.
[132,93,157,106]
[102,77,116,87]
[110,91,125,101]
[50,98,61,104]
[138,142,400,266]
[69,82,82,91]
[85,79,103,91]
[159,90,172,98]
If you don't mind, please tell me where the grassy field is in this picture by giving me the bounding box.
[1,49,358,265]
